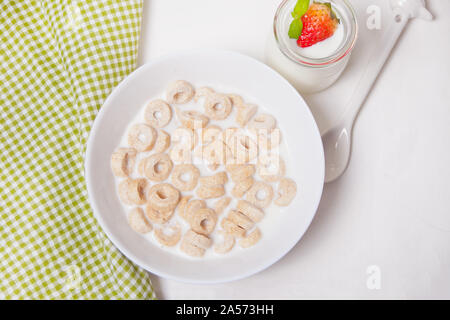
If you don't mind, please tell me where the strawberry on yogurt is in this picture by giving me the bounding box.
[289,1,343,58]
[265,0,358,93]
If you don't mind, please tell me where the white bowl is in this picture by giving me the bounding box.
[85,50,324,284]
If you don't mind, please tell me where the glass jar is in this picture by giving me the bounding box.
[266,0,358,94]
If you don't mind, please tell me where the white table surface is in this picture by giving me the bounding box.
[137,0,450,299]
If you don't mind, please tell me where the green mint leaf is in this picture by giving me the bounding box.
[293,0,310,18]
[288,19,303,39]
[289,0,308,39]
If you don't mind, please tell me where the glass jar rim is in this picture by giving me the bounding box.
[273,0,358,68]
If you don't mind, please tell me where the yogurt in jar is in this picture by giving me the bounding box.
[265,0,358,94]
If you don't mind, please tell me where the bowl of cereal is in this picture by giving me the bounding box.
[85,50,324,283]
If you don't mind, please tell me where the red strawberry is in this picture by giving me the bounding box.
[297,2,339,48]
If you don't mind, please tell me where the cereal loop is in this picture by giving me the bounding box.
[204,93,232,120]
[228,94,244,107]
[172,127,198,150]
[201,125,223,145]
[228,131,258,163]
[190,207,217,236]
[176,109,209,129]
[198,171,228,186]
[253,128,282,151]
[236,103,257,127]
[177,195,192,217]
[197,141,227,169]
[182,199,206,221]
[127,207,152,234]
[145,204,174,224]
[144,99,172,128]
[138,153,173,182]
[118,178,147,205]
[213,197,231,215]
[154,223,182,246]
[171,164,200,191]
[194,86,215,102]
[248,113,276,131]
[166,80,195,104]
[226,164,255,182]
[223,127,240,146]
[239,228,261,248]
[257,154,285,182]
[127,123,156,152]
[153,130,171,153]
[231,176,254,198]
[111,148,136,178]
[245,181,273,209]
[228,209,254,231]
[220,218,246,238]
[274,177,297,207]
[196,184,225,199]
[147,183,180,212]
[180,230,212,257]
[237,200,264,222]
[214,230,235,254]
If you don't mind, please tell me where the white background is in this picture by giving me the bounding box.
[137,0,450,299]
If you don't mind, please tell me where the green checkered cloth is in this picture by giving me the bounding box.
[0,0,156,299]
